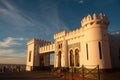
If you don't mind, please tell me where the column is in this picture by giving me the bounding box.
[62,39,68,67]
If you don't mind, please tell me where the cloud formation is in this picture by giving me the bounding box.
[0,37,24,48]
[0,0,71,64]
[0,0,70,37]
[0,0,32,27]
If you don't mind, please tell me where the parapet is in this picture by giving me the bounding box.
[27,38,53,47]
[54,30,67,39]
[81,13,109,27]
[66,28,81,36]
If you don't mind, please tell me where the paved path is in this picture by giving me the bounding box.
[0,71,63,80]
[0,71,120,80]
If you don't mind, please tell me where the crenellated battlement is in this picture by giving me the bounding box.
[39,40,53,47]
[66,28,81,36]
[27,38,53,47]
[54,30,67,39]
[81,13,109,27]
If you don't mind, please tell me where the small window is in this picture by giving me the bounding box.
[86,44,89,60]
[29,51,32,62]
[98,42,102,59]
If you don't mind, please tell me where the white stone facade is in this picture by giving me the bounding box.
[26,13,113,71]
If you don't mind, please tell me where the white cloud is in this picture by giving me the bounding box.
[0,0,32,27]
[0,0,15,11]
[0,37,24,48]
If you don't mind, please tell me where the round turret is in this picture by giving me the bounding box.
[82,13,112,69]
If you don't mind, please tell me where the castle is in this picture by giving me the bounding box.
[26,13,120,71]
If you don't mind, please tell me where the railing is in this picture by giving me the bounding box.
[52,65,101,80]
[0,64,26,72]
[76,65,100,80]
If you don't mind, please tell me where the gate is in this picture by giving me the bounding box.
[52,65,101,80]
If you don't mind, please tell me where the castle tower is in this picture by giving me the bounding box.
[26,39,51,71]
[81,13,112,69]
[26,39,40,71]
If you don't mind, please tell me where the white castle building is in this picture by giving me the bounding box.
[26,13,120,71]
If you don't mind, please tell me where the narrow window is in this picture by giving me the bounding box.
[98,42,102,59]
[86,44,89,60]
[119,48,120,60]
[29,51,32,62]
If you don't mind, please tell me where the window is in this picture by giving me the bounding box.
[29,51,32,62]
[98,42,102,59]
[86,44,89,60]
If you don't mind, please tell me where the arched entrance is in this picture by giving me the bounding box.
[58,51,61,67]
[75,49,79,66]
[70,50,74,66]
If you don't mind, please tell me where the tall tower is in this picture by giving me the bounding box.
[81,13,112,69]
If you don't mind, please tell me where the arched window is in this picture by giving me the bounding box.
[70,50,74,66]
[75,49,79,66]
[58,51,61,67]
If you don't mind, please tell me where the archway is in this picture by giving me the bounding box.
[70,50,74,66]
[58,51,61,67]
[75,49,79,66]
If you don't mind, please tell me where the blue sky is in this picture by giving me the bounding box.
[0,0,120,64]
